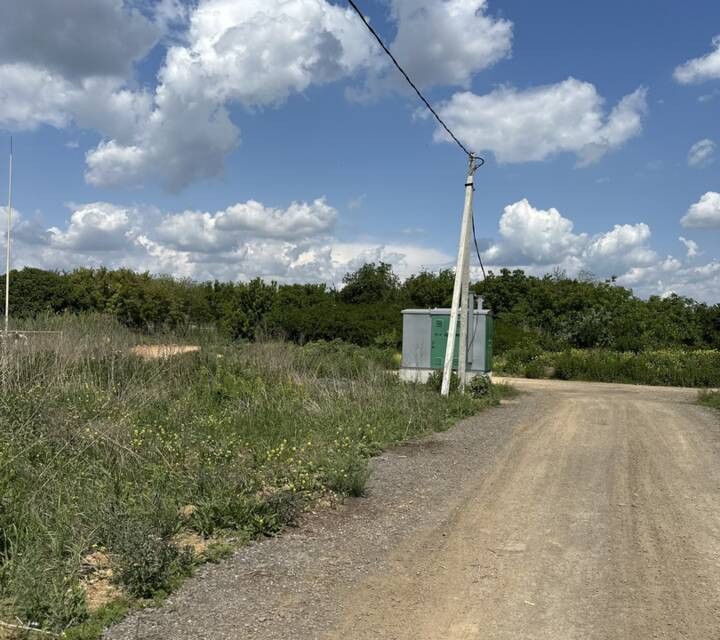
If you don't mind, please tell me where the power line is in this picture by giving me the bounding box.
[346,0,476,159]
[471,210,486,280]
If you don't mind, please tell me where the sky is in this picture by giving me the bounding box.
[1,0,719,301]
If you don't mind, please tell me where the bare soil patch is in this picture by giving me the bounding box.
[129,345,200,360]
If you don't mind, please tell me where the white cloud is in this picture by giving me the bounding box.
[84,0,380,189]
[47,202,139,252]
[679,236,700,259]
[688,139,716,168]
[156,198,337,252]
[435,79,647,164]
[484,199,587,265]
[674,35,720,84]
[332,242,452,278]
[583,223,656,272]
[618,259,720,303]
[476,199,720,301]
[357,0,512,97]
[0,64,75,130]
[0,0,517,190]
[11,196,448,284]
[483,199,657,277]
[681,192,720,229]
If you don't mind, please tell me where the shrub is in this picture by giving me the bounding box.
[467,374,492,398]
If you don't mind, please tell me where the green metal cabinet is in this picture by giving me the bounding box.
[430,315,459,369]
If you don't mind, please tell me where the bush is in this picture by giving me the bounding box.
[502,348,720,387]
[467,374,492,398]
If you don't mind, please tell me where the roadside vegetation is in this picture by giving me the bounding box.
[3,263,719,388]
[495,347,720,388]
[699,390,720,410]
[0,315,507,637]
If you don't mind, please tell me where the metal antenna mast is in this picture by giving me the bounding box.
[4,137,12,334]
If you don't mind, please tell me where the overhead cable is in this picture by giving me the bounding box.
[346,0,477,159]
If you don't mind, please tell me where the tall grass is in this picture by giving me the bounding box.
[495,347,720,387]
[0,314,504,635]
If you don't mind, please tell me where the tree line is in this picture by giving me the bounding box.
[2,264,719,353]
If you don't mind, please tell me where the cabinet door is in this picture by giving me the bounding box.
[430,316,459,369]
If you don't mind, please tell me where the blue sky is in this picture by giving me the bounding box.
[1,0,719,300]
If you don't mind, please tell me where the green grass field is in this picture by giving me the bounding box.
[0,315,507,637]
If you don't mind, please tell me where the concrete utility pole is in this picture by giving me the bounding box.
[4,137,12,334]
[441,155,479,396]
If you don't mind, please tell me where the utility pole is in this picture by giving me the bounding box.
[4,137,12,334]
[441,155,480,396]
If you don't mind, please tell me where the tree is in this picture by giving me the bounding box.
[340,262,399,304]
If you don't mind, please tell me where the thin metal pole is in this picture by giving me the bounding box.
[4,137,12,334]
[441,156,476,396]
[457,209,472,391]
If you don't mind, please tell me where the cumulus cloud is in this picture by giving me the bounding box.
[674,36,720,84]
[483,199,586,265]
[0,0,517,190]
[47,202,140,252]
[688,139,716,168]
[483,199,657,277]
[156,198,337,252]
[83,0,380,189]
[355,0,512,98]
[618,259,720,303]
[681,192,720,228]
[10,195,450,285]
[435,79,647,164]
[0,0,158,81]
[476,199,720,301]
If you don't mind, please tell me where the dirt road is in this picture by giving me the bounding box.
[108,379,720,640]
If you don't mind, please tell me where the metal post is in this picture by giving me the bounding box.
[441,155,476,396]
[4,137,12,334]
[457,219,472,391]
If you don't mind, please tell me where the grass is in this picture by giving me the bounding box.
[495,346,720,388]
[0,314,508,637]
[699,390,720,410]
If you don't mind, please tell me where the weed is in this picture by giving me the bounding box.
[0,314,502,635]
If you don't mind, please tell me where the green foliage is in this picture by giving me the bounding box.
[496,348,720,387]
[426,370,459,393]
[111,523,193,599]
[403,269,454,308]
[0,316,502,634]
[698,390,720,410]
[340,262,399,304]
[3,264,719,357]
[467,374,492,398]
